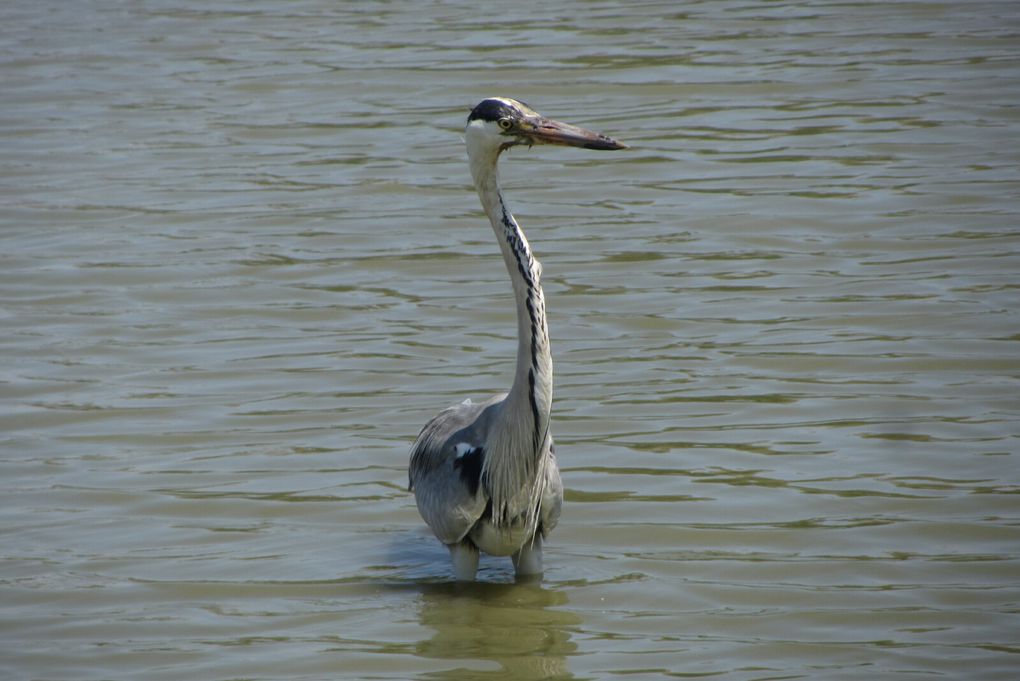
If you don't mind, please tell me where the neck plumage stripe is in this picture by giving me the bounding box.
[497,195,547,454]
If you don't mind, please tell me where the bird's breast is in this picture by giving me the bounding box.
[468,516,536,556]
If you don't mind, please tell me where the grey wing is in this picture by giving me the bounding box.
[408,396,503,545]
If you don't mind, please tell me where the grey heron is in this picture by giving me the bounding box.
[408,97,626,581]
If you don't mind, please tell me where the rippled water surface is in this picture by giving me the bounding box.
[3,1,1019,679]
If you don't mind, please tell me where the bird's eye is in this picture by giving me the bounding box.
[498,118,513,131]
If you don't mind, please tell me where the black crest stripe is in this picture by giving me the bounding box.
[468,98,515,123]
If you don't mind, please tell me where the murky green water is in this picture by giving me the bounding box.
[3,1,1019,678]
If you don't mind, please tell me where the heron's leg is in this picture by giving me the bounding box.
[449,540,479,581]
[512,535,544,577]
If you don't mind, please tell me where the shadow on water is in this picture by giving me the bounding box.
[377,530,579,677]
[391,580,580,680]
[369,530,580,678]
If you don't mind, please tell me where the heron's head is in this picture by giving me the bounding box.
[465,97,627,156]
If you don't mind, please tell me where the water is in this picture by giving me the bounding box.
[2,1,1019,678]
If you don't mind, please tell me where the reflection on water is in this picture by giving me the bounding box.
[413,583,577,680]
[2,0,1019,679]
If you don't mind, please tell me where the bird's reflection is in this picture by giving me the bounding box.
[411,580,579,680]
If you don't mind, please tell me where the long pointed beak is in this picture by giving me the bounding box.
[523,116,627,150]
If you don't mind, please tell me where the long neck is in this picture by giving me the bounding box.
[470,148,553,521]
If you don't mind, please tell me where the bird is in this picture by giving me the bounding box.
[407,97,626,581]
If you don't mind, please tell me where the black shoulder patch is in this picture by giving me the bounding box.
[467,98,518,124]
[452,446,485,496]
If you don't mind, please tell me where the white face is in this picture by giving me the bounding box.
[464,98,539,155]
[464,117,506,153]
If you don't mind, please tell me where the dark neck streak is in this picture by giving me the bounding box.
[496,194,550,455]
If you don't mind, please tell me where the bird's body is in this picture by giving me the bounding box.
[408,98,625,581]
